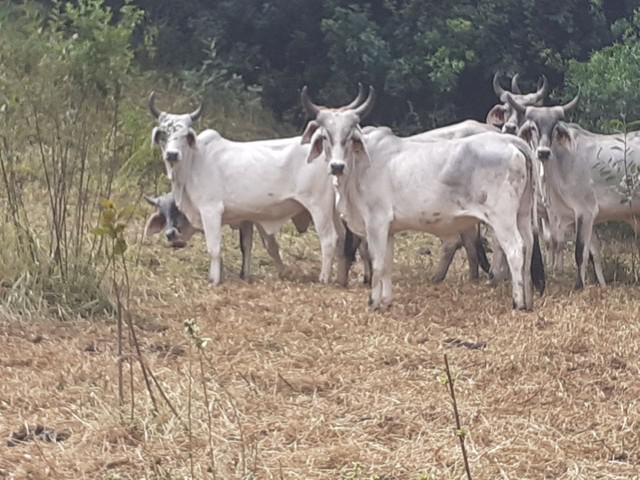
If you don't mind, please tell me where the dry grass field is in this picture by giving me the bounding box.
[1,219,640,480]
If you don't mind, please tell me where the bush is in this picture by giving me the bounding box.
[0,0,145,318]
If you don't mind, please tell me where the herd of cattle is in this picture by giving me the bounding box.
[143,73,639,311]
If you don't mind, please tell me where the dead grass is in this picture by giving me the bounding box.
[1,217,640,480]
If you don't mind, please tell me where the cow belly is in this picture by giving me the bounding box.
[221,199,303,234]
[391,214,478,237]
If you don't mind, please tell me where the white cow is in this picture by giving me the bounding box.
[507,91,640,288]
[301,86,543,311]
[148,93,345,285]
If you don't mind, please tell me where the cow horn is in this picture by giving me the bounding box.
[493,72,506,99]
[190,102,203,121]
[511,73,522,94]
[148,91,161,119]
[534,74,549,103]
[342,83,365,110]
[144,195,158,207]
[561,89,580,117]
[300,85,321,118]
[505,92,526,115]
[353,85,376,120]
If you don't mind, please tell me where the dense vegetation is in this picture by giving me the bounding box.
[108,0,640,131]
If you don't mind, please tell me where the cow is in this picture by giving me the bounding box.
[487,72,548,133]
[301,85,544,311]
[148,92,347,285]
[504,91,639,288]
[143,192,313,279]
[420,73,550,283]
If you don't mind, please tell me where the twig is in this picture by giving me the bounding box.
[443,354,472,480]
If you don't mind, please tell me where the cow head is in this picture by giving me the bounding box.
[486,72,549,134]
[506,90,580,161]
[143,193,198,248]
[300,84,375,178]
[148,92,202,179]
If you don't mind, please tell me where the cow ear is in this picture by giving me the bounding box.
[144,212,166,237]
[518,121,537,146]
[305,129,324,163]
[187,128,197,147]
[352,129,371,164]
[485,104,507,128]
[301,120,320,145]
[555,122,573,149]
[151,127,165,146]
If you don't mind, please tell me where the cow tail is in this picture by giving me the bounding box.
[518,144,546,296]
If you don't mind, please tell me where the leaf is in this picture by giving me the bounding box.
[98,198,115,210]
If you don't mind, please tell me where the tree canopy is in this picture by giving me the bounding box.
[39,0,640,131]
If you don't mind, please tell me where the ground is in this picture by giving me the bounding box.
[1,222,639,480]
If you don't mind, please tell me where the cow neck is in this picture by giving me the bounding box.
[333,150,369,235]
[170,143,200,228]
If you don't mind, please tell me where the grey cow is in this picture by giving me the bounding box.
[144,192,312,279]
[505,90,638,289]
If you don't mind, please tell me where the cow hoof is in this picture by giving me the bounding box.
[431,274,445,284]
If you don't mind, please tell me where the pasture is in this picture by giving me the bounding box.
[2,222,639,479]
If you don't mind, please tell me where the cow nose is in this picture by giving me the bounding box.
[330,163,345,175]
[166,151,179,163]
[503,123,517,134]
[165,228,178,242]
[537,148,551,160]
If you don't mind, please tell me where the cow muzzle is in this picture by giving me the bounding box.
[502,122,517,135]
[165,228,186,248]
[537,147,551,161]
[330,162,346,176]
[165,151,180,163]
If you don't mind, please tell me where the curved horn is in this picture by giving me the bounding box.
[511,73,522,94]
[353,85,376,120]
[144,195,158,207]
[300,85,321,118]
[190,102,203,121]
[342,83,365,110]
[561,89,580,117]
[493,72,506,99]
[148,91,161,119]
[505,92,526,115]
[534,74,549,103]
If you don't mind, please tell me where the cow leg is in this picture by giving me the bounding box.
[590,230,606,287]
[517,206,536,310]
[574,214,595,290]
[461,227,480,281]
[489,240,509,285]
[238,221,253,280]
[359,239,372,286]
[201,206,224,285]
[380,235,395,309]
[491,217,527,310]
[366,223,390,311]
[255,223,285,275]
[308,207,337,284]
[334,219,350,287]
[432,236,461,283]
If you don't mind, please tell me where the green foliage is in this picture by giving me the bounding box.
[566,39,640,131]
[0,0,145,319]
